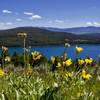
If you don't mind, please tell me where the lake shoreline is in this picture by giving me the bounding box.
[0,44,100,60]
[1,43,100,48]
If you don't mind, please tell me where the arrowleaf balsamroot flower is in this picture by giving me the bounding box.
[78,59,85,65]
[31,51,42,61]
[0,69,5,77]
[65,71,73,78]
[77,92,83,97]
[81,69,92,80]
[76,46,83,53]
[56,62,62,68]
[85,58,93,65]
[64,59,72,66]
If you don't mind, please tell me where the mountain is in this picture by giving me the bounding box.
[0,27,74,47]
[46,26,100,34]
[0,27,100,47]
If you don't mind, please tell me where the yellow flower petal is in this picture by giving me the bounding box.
[0,69,5,77]
[76,46,83,53]
[65,59,72,66]
[56,62,61,68]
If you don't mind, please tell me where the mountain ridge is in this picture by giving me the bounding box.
[0,26,100,47]
[45,26,100,34]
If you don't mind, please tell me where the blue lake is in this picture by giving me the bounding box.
[0,44,100,60]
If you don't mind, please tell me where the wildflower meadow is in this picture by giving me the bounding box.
[0,42,100,100]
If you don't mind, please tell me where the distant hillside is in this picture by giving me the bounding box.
[0,27,74,47]
[0,27,100,47]
[46,26,100,34]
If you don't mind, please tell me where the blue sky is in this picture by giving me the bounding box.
[0,0,100,29]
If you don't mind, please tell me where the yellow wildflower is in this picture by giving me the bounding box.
[36,54,42,60]
[65,59,72,66]
[65,72,73,78]
[76,46,83,53]
[85,58,93,64]
[89,58,93,63]
[84,74,92,80]
[81,70,92,80]
[78,59,85,65]
[51,56,55,64]
[31,51,39,56]
[82,69,86,76]
[0,69,5,77]
[85,59,89,64]
[31,51,42,61]
[77,92,83,97]
[56,62,61,68]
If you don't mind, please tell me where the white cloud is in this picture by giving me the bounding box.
[16,18,22,21]
[86,22,100,26]
[0,22,12,26]
[6,22,13,25]
[86,22,93,26]
[29,15,42,20]
[94,22,100,26]
[0,22,13,29]
[2,10,12,14]
[48,20,64,24]
[55,19,64,23]
[24,12,33,15]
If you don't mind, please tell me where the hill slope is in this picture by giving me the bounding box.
[0,27,100,47]
[0,27,74,47]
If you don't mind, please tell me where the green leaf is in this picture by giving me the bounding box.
[15,89,20,100]
[53,93,59,100]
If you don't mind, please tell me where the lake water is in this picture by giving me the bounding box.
[0,44,100,60]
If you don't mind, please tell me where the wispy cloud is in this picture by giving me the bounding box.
[0,22,12,26]
[0,22,13,29]
[16,18,22,21]
[24,12,33,15]
[29,15,42,20]
[93,22,100,26]
[86,22,93,26]
[48,19,64,24]
[55,19,64,23]
[86,22,100,26]
[6,22,13,25]
[2,10,12,14]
